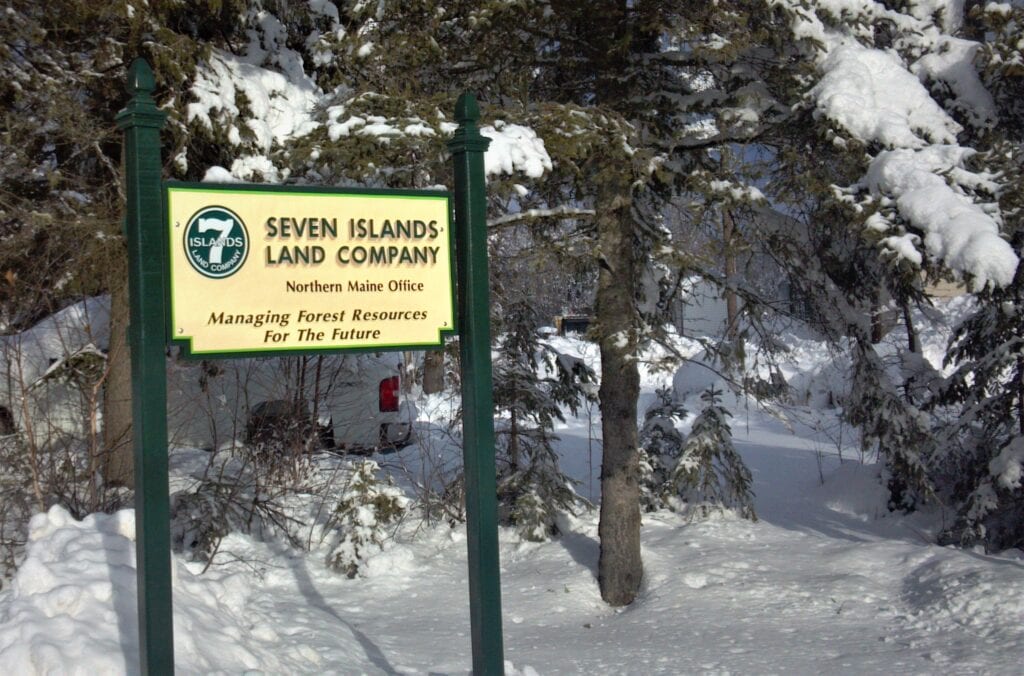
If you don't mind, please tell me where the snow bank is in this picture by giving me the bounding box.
[3,329,1024,672]
[898,550,1024,660]
[672,353,726,399]
[0,507,378,674]
[0,508,138,674]
[0,295,110,388]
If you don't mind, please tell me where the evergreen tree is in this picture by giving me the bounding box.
[0,0,248,492]
[511,0,796,606]
[492,300,593,541]
[932,2,1024,550]
[758,0,1021,530]
[669,386,756,521]
[638,387,687,512]
[326,460,409,578]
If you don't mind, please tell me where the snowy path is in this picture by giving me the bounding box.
[186,422,1023,674]
[220,447,1023,674]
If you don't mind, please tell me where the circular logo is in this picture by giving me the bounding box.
[183,206,249,279]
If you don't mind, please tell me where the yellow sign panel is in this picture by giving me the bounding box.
[166,184,454,355]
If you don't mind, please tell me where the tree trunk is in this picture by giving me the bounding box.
[595,171,642,606]
[508,405,520,473]
[901,300,921,402]
[901,301,920,355]
[102,277,134,487]
[422,349,445,394]
[723,208,740,343]
[598,340,643,605]
[1017,354,1024,437]
[871,296,885,344]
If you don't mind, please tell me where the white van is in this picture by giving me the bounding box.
[166,352,413,452]
[0,297,413,453]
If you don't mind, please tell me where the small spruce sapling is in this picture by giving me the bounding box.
[638,386,687,511]
[492,300,594,541]
[326,460,408,578]
[669,386,756,521]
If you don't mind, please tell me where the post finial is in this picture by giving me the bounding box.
[454,93,480,124]
[447,92,489,154]
[126,58,156,96]
[116,57,165,131]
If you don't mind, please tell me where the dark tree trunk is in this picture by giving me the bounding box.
[597,341,643,605]
[723,209,740,343]
[545,0,649,605]
[595,169,643,606]
[871,299,885,344]
[902,301,920,354]
[901,300,920,401]
[508,405,520,473]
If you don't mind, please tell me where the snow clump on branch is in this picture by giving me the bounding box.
[778,0,1019,288]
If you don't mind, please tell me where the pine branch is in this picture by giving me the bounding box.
[487,206,596,229]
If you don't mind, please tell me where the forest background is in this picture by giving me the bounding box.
[0,0,1022,614]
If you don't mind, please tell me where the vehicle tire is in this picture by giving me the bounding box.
[317,417,336,449]
[246,400,312,456]
[0,407,14,436]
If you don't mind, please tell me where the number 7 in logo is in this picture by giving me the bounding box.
[197,217,235,264]
[183,206,249,279]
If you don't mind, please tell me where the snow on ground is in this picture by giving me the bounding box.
[2,316,1023,674]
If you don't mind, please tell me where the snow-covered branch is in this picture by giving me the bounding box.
[487,206,596,229]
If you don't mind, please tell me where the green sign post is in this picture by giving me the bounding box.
[448,94,505,675]
[119,59,504,674]
[116,59,174,675]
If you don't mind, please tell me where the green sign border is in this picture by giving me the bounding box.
[164,181,457,360]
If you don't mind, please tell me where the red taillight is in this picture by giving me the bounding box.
[379,375,400,412]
